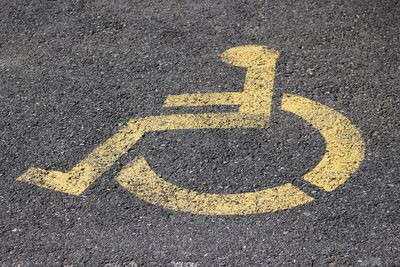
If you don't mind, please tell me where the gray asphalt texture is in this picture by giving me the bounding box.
[1,0,399,266]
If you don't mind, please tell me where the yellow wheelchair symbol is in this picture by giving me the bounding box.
[18,45,365,215]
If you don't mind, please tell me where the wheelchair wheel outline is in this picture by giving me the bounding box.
[115,93,365,215]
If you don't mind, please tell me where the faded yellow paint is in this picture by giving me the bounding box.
[17,44,365,215]
[116,156,313,215]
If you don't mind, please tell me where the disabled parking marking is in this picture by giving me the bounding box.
[17,45,365,215]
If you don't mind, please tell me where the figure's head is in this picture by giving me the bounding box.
[222,45,279,68]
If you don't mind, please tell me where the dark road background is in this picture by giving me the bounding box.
[0,0,399,266]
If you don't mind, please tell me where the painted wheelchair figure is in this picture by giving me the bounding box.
[18,45,365,215]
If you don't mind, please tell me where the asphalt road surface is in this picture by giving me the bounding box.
[1,0,399,266]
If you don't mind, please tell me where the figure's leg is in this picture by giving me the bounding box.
[17,112,265,195]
